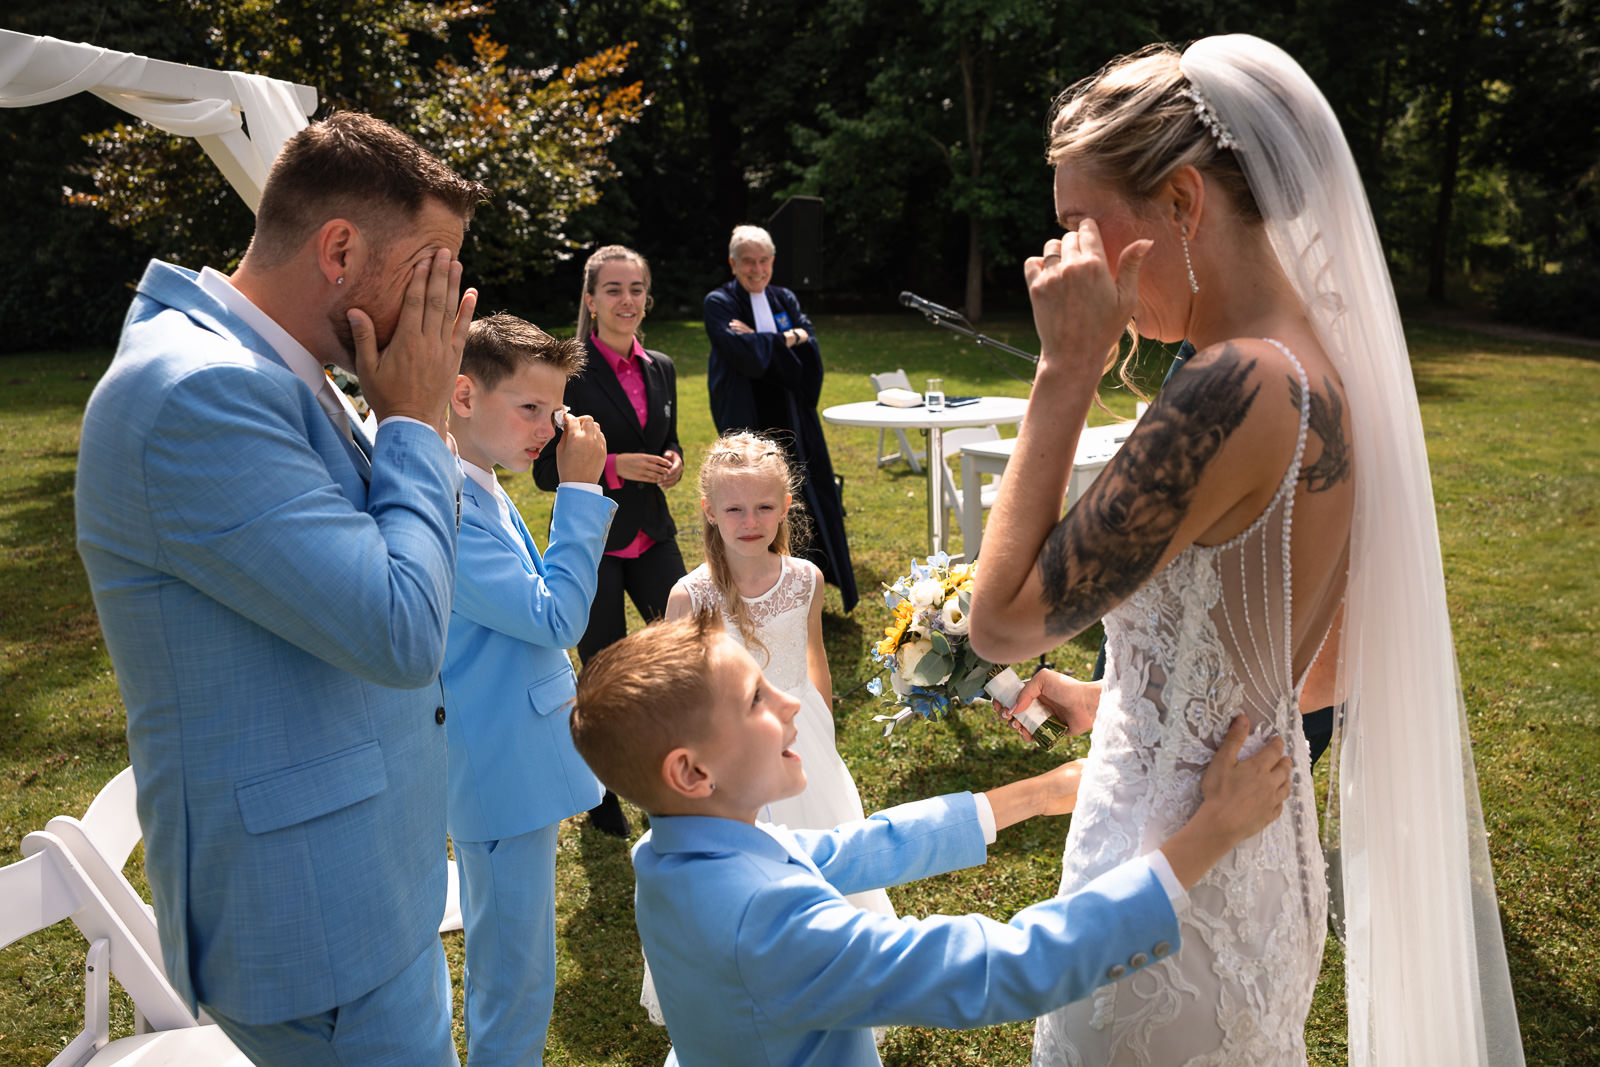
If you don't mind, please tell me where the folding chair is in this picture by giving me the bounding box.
[4,831,248,1065]
[939,425,1004,550]
[868,369,925,473]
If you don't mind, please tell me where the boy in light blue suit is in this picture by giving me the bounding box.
[570,615,1292,1066]
[442,314,617,1064]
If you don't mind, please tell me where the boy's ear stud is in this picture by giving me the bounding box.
[336,276,344,286]
[708,782,716,792]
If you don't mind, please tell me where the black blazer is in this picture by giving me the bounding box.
[533,338,682,553]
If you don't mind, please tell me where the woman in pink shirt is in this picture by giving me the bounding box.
[534,244,686,837]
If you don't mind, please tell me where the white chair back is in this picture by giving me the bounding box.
[868,368,925,473]
[3,832,247,1065]
[939,426,1003,549]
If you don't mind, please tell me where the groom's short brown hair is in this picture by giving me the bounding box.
[250,111,487,268]
[571,613,720,812]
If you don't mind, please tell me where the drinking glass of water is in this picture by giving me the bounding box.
[925,377,945,411]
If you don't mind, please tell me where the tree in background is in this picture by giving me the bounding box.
[5,0,1597,349]
[57,0,643,312]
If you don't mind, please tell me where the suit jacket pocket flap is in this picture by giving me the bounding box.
[235,741,387,834]
[528,667,577,718]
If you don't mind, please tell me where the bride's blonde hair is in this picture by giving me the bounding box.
[697,433,806,662]
[1046,44,1262,396]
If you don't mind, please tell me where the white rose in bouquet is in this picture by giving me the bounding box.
[940,597,970,636]
[910,578,944,608]
[897,635,935,678]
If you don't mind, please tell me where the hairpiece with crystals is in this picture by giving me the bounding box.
[1178,85,1239,151]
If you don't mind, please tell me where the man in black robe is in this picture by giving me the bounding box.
[703,225,858,611]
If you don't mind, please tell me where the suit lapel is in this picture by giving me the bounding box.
[461,477,537,570]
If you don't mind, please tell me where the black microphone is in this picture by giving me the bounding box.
[899,291,964,321]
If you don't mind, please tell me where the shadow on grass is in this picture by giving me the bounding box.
[551,819,672,1063]
[1502,912,1599,1058]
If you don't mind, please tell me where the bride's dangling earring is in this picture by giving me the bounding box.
[1182,225,1199,293]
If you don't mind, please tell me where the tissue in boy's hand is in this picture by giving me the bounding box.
[876,388,923,408]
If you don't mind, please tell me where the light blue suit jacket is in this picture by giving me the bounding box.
[636,794,1180,1067]
[75,260,463,1025]
[442,479,613,842]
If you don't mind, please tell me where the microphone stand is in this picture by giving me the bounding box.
[909,306,1039,365]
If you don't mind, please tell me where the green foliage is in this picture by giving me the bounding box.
[415,36,646,285]
[65,0,644,284]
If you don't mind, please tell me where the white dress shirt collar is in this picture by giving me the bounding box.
[197,268,340,415]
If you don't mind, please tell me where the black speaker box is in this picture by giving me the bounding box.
[766,196,823,290]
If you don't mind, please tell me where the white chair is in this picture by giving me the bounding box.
[49,766,462,997]
[940,425,1003,551]
[4,831,249,1065]
[868,369,925,473]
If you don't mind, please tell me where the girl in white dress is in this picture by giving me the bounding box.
[638,432,893,1025]
[665,432,893,915]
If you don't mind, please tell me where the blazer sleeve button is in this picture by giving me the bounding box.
[1129,952,1149,968]
[1106,964,1127,981]
[435,706,447,724]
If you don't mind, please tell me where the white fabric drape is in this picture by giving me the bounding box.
[0,30,315,210]
[1180,34,1523,1067]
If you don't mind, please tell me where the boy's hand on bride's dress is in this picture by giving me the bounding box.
[983,759,1086,831]
[1035,758,1086,817]
[1160,716,1292,890]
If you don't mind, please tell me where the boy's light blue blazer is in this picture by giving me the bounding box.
[75,261,463,1025]
[442,478,614,842]
[635,793,1181,1067]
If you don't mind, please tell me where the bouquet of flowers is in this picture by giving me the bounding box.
[865,553,1004,731]
[866,553,1065,749]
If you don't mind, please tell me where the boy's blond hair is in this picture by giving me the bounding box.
[462,312,587,390]
[570,613,721,812]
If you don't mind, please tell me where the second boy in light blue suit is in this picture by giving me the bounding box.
[443,315,617,1064]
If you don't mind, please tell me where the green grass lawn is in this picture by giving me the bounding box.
[1,315,1595,1064]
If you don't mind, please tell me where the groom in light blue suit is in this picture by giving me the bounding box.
[75,113,486,1065]
[441,315,616,1063]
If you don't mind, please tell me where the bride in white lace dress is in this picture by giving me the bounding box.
[971,35,1522,1067]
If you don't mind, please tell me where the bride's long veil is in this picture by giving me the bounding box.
[1180,34,1523,1066]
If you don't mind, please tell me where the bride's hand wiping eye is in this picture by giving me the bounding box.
[1025,219,1152,384]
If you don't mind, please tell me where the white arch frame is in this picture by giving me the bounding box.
[0,29,316,210]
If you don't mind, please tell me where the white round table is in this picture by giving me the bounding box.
[823,396,1028,555]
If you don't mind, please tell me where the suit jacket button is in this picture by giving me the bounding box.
[1129,952,1149,968]
[1153,941,1172,959]
[435,706,447,724]
[1106,964,1127,981]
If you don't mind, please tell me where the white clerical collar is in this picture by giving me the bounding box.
[197,268,335,408]
[749,289,778,334]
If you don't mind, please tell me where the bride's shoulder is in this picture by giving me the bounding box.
[1168,338,1316,433]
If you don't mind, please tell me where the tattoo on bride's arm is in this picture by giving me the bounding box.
[1289,374,1352,492]
[1037,352,1260,638]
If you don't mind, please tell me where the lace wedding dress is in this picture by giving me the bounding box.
[1033,341,1327,1066]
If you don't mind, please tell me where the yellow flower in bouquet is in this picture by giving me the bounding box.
[866,553,1003,734]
